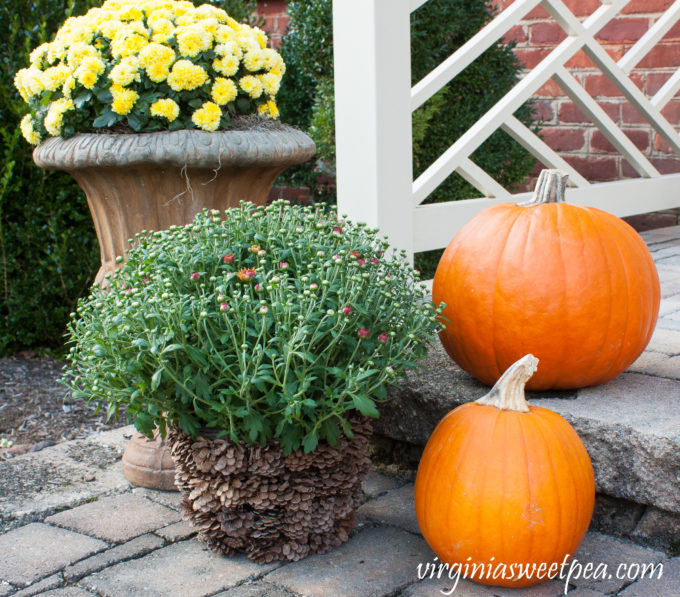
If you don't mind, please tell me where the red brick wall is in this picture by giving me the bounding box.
[254,0,289,49]
[497,0,680,182]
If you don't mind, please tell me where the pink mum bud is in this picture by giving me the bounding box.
[191,272,200,280]
[358,328,370,338]
[223,253,234,264]
[343,305,353,315]
[378,332,388,343]
[220,303,229,312]
[279,262,289,270]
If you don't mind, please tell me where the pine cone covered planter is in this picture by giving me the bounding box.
[167,417,372,563]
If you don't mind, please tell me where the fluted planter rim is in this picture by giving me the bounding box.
[33,124,316,171]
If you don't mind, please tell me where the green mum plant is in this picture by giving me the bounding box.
[63,201,444,454]
[14,0,283,145]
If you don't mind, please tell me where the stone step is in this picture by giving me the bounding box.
[376,225,680,551]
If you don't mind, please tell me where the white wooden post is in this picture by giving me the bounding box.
[333,0,414,263]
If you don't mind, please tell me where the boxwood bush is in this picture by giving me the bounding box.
[0,0,255,355]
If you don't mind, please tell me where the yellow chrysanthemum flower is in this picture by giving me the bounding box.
[149,18,175,43]
[262,48,281,71]
[13,68,45,101]
[44,98,74,137]
[260,73,281,97]
[111,33,148,58]
[194,4,228,22]
[239,75,262,99]
[235,30,259,52]
[66,42,100,68]
[225,15,240,30]
[176,24,212,58]
[110,84,139,115]
[148,65,171,82]
[214,25,235,44]
[138,42,175,70]
[99,19,124,40]
[243,50,264,72]
[266,99,279,118]
[116,5,143,21]
[41,65,72,92]
[191,101,221,132]
[214,42,241,59]
[74,56,105,89]
[150,98,180,121]
[147,7,173,21]
[29,43,50,67]
[257,99,279,119]
[20,114,41,145]
[47,42,67,64]
[167,60,208,91]
[212,55,239,77]
[109,56,140,86]
[62,76,77,97]
[199,17,219,36]
[60,18,95,44]
[253,27,268,50]
[211,77,237,105]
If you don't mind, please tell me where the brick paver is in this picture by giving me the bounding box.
[357,483,420,534]
[0,523,105,587]
[154,520,196,543]
[45,493,181,543]
[63,533,164,582]
[404,577,567,596]
[213,581,293,597]
[619,556,680,597]
[570,533,666,594]
[38,590,96,597]
[264,526,433,597]
[361,470,404,500]
[78,540,279,597]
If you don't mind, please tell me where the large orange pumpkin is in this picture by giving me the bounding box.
[414,354,595,589]
[433,169,660,390]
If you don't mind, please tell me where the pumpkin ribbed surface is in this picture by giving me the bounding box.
[414,401,595,588]
[433,201,660,390]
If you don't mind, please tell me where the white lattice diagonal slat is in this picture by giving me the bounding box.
[333,0,680,263]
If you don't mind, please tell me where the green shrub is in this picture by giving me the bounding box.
[277,0,538,273]
[64,202,442,453]
[0,0,256,355]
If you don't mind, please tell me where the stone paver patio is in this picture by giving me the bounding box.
[0,226,678,597]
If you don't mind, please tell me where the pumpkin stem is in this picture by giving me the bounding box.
[475,354,539,413]
[518,169,568,206]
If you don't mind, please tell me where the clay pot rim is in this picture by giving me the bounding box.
[33,125,316,171]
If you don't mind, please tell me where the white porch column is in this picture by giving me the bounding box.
[332,0,414,263]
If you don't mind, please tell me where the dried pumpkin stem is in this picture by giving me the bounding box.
[475,354,539,413]
[518,169,568,206]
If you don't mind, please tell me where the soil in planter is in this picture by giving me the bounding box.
[168,416,372,563]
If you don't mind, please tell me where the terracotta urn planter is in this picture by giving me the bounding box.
[33,125,316,285]
[34,125,315,491]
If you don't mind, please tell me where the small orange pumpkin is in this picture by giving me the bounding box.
[414,355,595,588]
[433,169,660,390]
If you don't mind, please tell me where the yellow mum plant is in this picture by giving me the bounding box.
[14,0,285,145]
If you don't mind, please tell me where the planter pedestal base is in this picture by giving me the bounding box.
[122,432,178,492]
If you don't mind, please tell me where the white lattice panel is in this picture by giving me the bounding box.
[333,0,680,260]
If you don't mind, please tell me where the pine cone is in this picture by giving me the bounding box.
[167,416,373,563]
